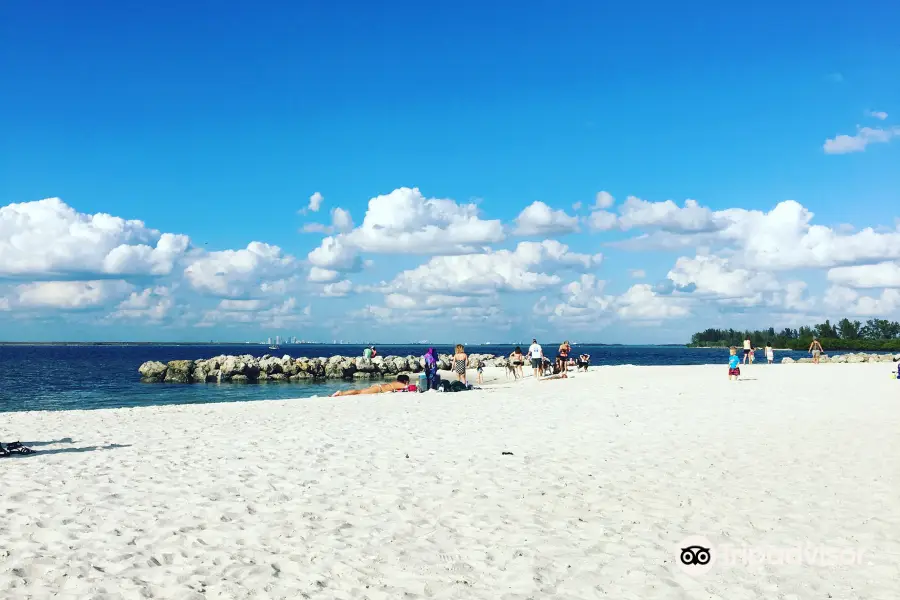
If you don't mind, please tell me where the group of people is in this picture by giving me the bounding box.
[727,336,826,379]
[334,340,588,396]
[510,339,590,381]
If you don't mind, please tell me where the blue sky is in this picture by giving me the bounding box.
[2,1,900,343]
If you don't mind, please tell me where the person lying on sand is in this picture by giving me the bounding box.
[540,372,568,380]
[332,375,411,396]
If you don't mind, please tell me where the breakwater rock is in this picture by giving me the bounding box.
[781,352,900,364]
[138,353,507,383]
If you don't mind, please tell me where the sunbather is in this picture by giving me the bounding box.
[331,374,412,396]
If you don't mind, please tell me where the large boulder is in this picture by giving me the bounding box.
[192,365,209,383]
[220,356,246,377]
[138,361,167,382]
[325,358,356,379]
[781,357,794,364]
[847,354,867,363]
[876,353,894,362]
[164,360,194,383]
[355,357,376,373]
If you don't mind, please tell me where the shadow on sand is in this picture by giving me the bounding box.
[3,442,131,458]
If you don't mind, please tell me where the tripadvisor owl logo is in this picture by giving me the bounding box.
[676,535,716,576]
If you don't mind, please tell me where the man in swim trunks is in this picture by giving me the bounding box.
[528,338,543,379]
[332,374,411,396]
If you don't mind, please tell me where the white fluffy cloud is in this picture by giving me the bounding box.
[537,276,691,324]
[307,266,341,283]
[111,286,174,321]
[824,286,900,316]
[184,242,298,298]
[198,297,312,328]
[322,280,353,297]
[615,284,691,320]
[16,280,134,310]
[823,126,900,154]
[306,187,504,273]
[612,199,900,272]
[865,110,888,120]
[594,191,615,209]
[618,197,721,233]
[301,207,354,234]
[308,192,324,212]
[827,261,900,288]
[514,201,579,236]
[379,240,602,296]
[666,255,779,303]
[0,198,190,277]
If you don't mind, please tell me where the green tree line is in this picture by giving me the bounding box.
[687,318,900,351]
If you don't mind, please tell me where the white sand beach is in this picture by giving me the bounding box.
[3,363,899,599]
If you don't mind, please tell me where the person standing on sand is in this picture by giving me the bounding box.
[765,343,774,364]
[528,338,543,379]
[453,344,468,386]
[742,337,752,364]
[809,337,824,364]
[510,346,526,378]
[728,347,741,380]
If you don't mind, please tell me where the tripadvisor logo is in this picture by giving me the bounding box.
[675,535,866,576]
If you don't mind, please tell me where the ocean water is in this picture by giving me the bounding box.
[0,343,818,413]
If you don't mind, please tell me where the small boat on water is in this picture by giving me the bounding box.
[268,345,280,350]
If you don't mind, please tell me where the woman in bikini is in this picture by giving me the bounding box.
[331,374,411,396]
[510,346,526,378]
[453,344,468,386]
[556,341,571,373]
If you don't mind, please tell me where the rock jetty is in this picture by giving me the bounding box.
[781,352,900,364]
[138,353,507,383]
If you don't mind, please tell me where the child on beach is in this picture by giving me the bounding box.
[765,343,774,364]
[476,359,485,384]
[728,347,741,380]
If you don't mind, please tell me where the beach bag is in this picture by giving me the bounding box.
[449,380,468,392]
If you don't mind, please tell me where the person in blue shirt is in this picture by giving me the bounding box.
[728,347,741,380]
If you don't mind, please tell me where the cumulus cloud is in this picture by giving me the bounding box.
[865,110,888,120]
[306,187,504,273]
[617,197,721,233]
[307,236,363,272]
[198,297,311,328]
[307,266,341,283]
[17,280,134,310]
[824,286,900,316]
[587,210,618,232]
[378,240,602,296]
[322,280,353,297]
[514,201,580,236]
[827,261,900,288]
[823,126,900,154]
[615,284,691,320]
[308,192,324,212]
[184,242,298,298]
[612,199,900,271]
[594,191,615,209]
[301,207,354,234]
[0,198,190,277]
[666,255,779,303]
[111,286,174,321]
